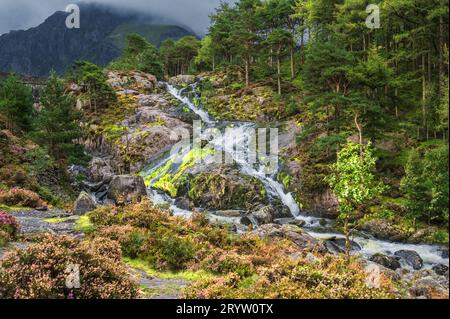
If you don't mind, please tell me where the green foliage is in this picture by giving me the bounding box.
[32,73,86,165]
[0,74,34,133]
[70,61,117,111]
[109,34,164,78]
[160,36,201,76]
[401,145,449,224]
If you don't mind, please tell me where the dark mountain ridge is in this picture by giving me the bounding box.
[0,3,195,77]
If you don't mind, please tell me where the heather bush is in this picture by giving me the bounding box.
[0,235,138,299]
[0,210,19,246]
[185,256,397,299]
[0,188,46,208]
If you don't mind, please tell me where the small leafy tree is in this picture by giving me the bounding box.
[327,141,385,258]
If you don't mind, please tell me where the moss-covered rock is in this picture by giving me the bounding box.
[184,166,268,211]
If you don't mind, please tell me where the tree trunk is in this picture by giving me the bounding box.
[354,113,363,146]
[344,218,351,261]
[245,58,249,87]
[290,45,295,79]
[277,51,281,95]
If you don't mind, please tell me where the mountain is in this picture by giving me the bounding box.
[0,4,195,77]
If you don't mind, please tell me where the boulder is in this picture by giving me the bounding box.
[369,253,401,270]
[439,247,449,259]
[88,157,114,183]
[250,224,327,252]
[174,197,194,211]
[73,192,97,215]
[108,175,147,204]
[325,237,362,254]
[252,206,275,225]
[394,250,424,270]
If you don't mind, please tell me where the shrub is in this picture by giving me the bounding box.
[88,205,121,226]
[185,257,397,299]
[0,235,138,299]
[0,210,19,239]
[0,188,46,208]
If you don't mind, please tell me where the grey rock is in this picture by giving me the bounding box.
[432,264,449,276]
[108,175,147,204]
[73,192,97,215]
[394,250,424,270]
[369,253,401,270]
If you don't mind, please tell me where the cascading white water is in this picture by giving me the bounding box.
[142,82,448,268]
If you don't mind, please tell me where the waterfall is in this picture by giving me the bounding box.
[140,82,449,268]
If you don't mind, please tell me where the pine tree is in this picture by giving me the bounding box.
[32,73,85,166]
[0,74,33,133]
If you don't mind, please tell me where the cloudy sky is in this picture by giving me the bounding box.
[0,0,235,36]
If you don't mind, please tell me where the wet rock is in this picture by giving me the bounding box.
[108,175,147,204]
[240,216,253,226]
[252,206,275,225]
[439,247,449,259]
[325,237,362,254]
[174,197,194,211]
[409,287,430,299]
[359,219,409,242]
[73,192,97,215]
[432,264,449,276]
[250,224,327,252]
[369,253,401,270]
[394,250,423,270]
[274,218,306,227]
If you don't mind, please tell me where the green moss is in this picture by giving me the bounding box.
[74,215,95,234]
[0,204,33,212]
[44,217,70,223]
[142,147,215,197]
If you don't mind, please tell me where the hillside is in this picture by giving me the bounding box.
[0,4,194,76]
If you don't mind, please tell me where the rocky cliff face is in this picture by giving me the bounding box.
[0,4,194,77]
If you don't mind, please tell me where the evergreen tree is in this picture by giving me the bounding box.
[32,73,85,166]
[0,74,33,133]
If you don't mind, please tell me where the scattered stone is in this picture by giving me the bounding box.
[73,191,97,215]
[394,250,424,270]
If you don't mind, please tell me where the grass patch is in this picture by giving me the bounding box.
[0,204,33,212]
[74,215,95,234]
[124,257,217,282]
[44,217,70,223]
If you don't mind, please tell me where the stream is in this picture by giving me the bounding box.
[140,82,448,270]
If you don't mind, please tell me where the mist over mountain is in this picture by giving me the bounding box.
[0,3,195,76]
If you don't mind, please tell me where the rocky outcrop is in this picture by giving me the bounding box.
[168,75,197,87]
[107,71,158,93]
[88,157,114,183]
[369,253,401,270]
[394,250,424,270]
[250,224,327,252]
[184,166,268,211]
[73,192,97,215]
[108,175,147,204]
